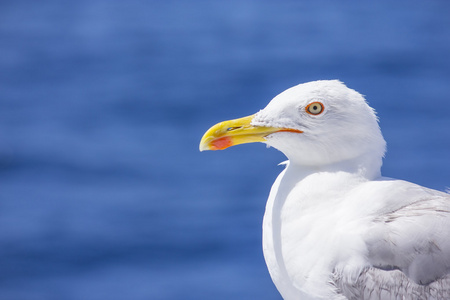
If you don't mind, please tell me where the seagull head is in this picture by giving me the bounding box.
[200,80,386,175]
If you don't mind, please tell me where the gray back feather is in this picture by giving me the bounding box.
[333,268,450,300]
[334,193,450,299]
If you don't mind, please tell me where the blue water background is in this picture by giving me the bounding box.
[1,1,450,299]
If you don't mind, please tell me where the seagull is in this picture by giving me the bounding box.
[199,80,450,299]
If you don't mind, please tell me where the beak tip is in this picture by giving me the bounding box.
[199,141,210,152]
[199,114,258,152]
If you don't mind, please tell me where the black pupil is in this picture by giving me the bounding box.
[313,105,318,110]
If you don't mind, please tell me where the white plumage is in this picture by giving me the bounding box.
[200,80,450,299]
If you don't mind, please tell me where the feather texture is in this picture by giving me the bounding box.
[333,268,450,299]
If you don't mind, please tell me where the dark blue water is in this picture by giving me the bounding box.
[0,1,449,299]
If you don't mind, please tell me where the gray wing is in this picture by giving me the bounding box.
[335,191,450,299]
[333,268,450,300]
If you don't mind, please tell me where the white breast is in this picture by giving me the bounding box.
[262,164,374,299]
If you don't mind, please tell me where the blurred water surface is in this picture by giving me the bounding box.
[0,1,449,299]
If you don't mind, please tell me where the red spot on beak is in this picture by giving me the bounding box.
[210,136,233,150]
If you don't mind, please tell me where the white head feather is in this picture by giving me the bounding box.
[252,80,386,178]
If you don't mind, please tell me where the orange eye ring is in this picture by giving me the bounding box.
[305,102,324,115]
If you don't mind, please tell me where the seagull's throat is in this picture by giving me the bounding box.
[199,114,303,151]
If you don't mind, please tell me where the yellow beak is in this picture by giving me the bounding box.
[199,114,303,151]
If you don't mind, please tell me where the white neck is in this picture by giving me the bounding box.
[286,152,382,181]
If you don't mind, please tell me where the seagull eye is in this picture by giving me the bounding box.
[306,102,324,115]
